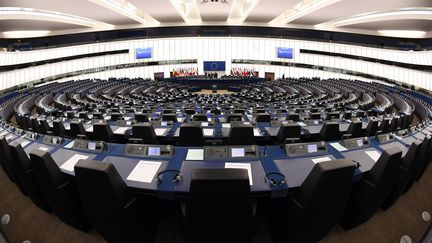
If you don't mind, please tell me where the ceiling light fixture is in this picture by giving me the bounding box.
[3,30,51,38]
[0,7,113,29]
[88,0,159,25]
[227,0,260,24]
[377,30,426,38]
[169,0,202,24]
[269,0,342,25]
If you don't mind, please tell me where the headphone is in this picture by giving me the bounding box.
[264,172,287,187]
[156,169,183,184]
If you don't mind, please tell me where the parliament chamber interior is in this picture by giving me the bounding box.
[1,1,432,243]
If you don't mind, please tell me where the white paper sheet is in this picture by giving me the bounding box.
[222,123,231,128]
[60,154,89,172]
[85,126,94,132]
[201,122,209,127]
[126,160,162,183]
[231,148,245,158]
[297,122,307,126]
[329,142,348,152]
[253,128,262,137]
[225,163,253,185]
[311,157,332,164]
[38,147,49,152]
[186,149,204,161]
[113,127,129,135]
[64,141,75,149]
[365,150,381,162]
[203,128,214,136]
[154,128,167,136]
[20,140,31,148]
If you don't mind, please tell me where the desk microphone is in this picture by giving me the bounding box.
[262,145,268,157]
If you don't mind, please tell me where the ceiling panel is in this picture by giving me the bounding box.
[291,0,432,26]
[197,0,232,22]
[246,0,299,23]
[128,0,183,23]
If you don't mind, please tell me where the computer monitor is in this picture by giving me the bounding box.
[231,148,245,158]
[88,142,96,150]
[148,147,161,156]
[307,144,318,153]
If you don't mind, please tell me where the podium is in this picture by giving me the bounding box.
[212,85,217,94]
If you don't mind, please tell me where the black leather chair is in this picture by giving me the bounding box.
[287,112,300,122]
[365,119,379,136]
[29,150,91,232]
[110,112,122,121]
[345,120,363,138]
[320,122,341,141]
[379,118,391,133]
[228,123,254,145]
[416,135,432,181]
[37,119,51,135]
[268,159,356,243]
[74,160,159,243]
[192,114,207,122]
[389,117,399,132]
[8,142,52,213]
[381,140,422,210]
[53,120,66,137]
[70,121,87,138]
[405,136,431,192]
[131,123,157,144]
[93,123,114,142]
[162,114,177,122]
[0,136,16,183]
[276,123,301,144]
[227,113,242,122]
[185,109,196,115]
[340,147,402,230]
[135,113,150,123]
[255,113,271,122]
[178,123,205,146]
[182,168,254,243]
[310,112,321,120]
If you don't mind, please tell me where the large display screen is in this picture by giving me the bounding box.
[203,61,226,71]
[277,47,293,59]
[136,47,152,59]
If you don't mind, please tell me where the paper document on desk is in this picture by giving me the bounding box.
[253,128,262,136]
[114,127,129,135]
[329,142,348,152]
[311,157,332,164]
[297,122,307,126]
[222,123,231,128]
[38,147,49,152]
[365,150,381,162]
[154,128,167,136]
[127,160,162,183]
[20,140,31,148]
[203,128,214,136]
[186,149,204,161]
[225,163,253,185]
[60,154,89,172]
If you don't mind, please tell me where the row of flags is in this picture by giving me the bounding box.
[230,68,258,77]
[172,68,198,77]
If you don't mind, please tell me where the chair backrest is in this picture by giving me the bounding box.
[277,123,301,144]
[365,119,379,136]
[131,123,157,144]
[379,118,391,133]
[70,121,86,138]
[0,136,16,183]
[53,120,66,137]
[415,135,432,181]
[228,123,254,145]
[74,160,157,243]
[287,112,300,122]
[93,123,114,142]
[403,138,430,193]
[186,168,253,242]
[37,119,51,134]
[110,112,122,121]
[192,114,207,122]
[178,123,205,146]
[8,142,52,213]
[255,113,271,122]
[293,159,356,242]
[135,113,149,123]
[346,120,363,138]
[29,150,91,231]
[389,117,399,131]
[227,113,242,122]
[161,114,177,122]
[320,122,340,141]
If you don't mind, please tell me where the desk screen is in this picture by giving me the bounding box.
[277,47,293,59]
[136,48,152,59]
[307,144,318,153]
[148,147,161,156]
[231,148,245,157]
[357,139,364,147]
[88,142,96,150]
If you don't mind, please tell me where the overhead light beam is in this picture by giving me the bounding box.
[227,0,260,24]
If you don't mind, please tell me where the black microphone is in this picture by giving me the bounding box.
[262,145,267,157]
